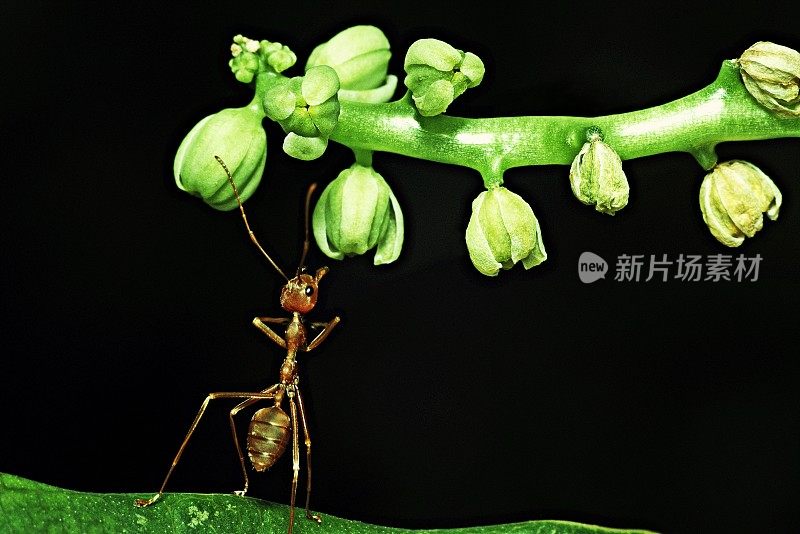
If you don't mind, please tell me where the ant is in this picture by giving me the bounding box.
[135,156,341,534]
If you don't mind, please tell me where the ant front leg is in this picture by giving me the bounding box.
[253,316,288,349]
[134,390,278,508]
[305,316,341,352]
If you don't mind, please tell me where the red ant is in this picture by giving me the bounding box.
[135,156,340,534]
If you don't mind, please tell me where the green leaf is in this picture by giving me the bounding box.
[0,472,658,534]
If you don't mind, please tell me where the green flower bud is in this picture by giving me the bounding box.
[233,34,260,53]
[403,38,485,116]
[229,51,259,83]
[465,187,547,276]
[173,105,266,211]
[312,163,404,265]
[569,131,629,215]
[229,35,264,83]
[228,35,297,81]
[264,65,340,160]
[306,25,398,104]
[259,40,296,73]
[699,160,782,247]
[739,41,800,117]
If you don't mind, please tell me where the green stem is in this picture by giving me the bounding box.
[353,148,373,167]
[246,93,266,117]
[256,61,800,177]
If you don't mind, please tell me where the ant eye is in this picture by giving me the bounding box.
[304,286,314,296]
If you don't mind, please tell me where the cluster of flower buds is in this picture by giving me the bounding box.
[171,33,305,210]
[403,39,485,116]
[296,27,408,264]
[264,66,341,160]
[699,160,782,247]
[173,25,401,211]
[312,163,404,265]
[172,29,795,275]
[739,41,800,117]
[229,34,296,83]
[465,186,547,276]
[305,25,397,104]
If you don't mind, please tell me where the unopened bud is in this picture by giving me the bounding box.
[699,160,782,247]
[173,106,267,211]
[229,51,259,83]
[403,38,484,116]
[259,40,296,73]
[264,65,340,160]
[306,25,397,104]
[312,163,404,265]
[569,131,629,215]
[739,41,800,117]
[465,187,546,276]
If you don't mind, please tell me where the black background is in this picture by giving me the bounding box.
[2,2,798,533]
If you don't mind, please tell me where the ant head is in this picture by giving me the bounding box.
[280,266,329,314]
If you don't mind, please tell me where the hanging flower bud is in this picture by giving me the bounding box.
[569,130,629,215]
[465,187,547,276]
[739,41,800,117]
[403,38,485,116]
[699,160,782,247]
[312,163,404,265]
[306,25,397,104]
[264,65,340,160]
[173,104,267,211]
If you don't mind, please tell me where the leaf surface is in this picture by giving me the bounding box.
[0,473,657,534]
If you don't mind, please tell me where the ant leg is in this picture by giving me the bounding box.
[134,390,278,508]
[256,316,290,325]
[295,386,321,524]
[305,316,341,352]
[287,392,301,534]
[253,317,287,349]
[229,384,280,497]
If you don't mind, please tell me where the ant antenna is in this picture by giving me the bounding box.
[297,182,318,274]
[214,155,289,281]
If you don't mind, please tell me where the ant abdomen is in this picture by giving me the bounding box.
[248,406,290,472]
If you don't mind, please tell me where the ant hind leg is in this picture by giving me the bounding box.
[134,390,280,508]
[228,384,280,497]
[295,386,321,523]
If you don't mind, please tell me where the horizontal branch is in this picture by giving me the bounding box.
[257,61,800,184]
